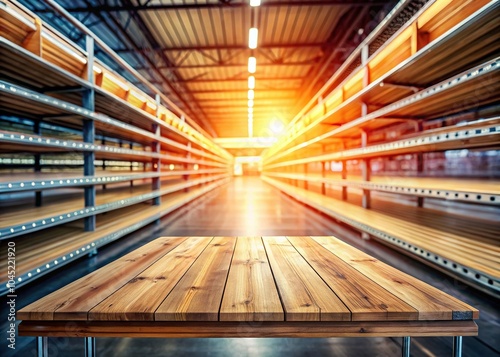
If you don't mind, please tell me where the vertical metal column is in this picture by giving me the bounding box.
[101,138,106,190]
[85,337,96,357]
[184,142,191,192]
[34,121,42,207]
[152,94,161,205]
[415,120,424,207]
[129,143,134,187]
[402,336,410,357]
[361,128,371,209]
[83,35,96,232]
[341,160,347,200]
[37,336,48,357]
[453,336,463,357]
[304,163,308,190]
[320,161,326,195]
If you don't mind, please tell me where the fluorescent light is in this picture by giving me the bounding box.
[249,28,258,49]
[248,99,254,107]
[248,76,255,89]
[248,57,256,73]
[248,89,255,100]
[250,0,261,6]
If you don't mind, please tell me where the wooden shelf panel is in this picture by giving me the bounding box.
[263,172,500,205]
[0,6,231,161]
[0,129,230,168]
[0,174,229,239]
[0,177,230,294]
[0,81,230,164]
[263,176,500,296]
[264,120,500,169]
[0,168,227,192]
[263,2,499,162]
[264,57,500,166]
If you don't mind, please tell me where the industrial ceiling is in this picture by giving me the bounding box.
[20,0,411,141]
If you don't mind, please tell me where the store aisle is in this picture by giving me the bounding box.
[4,177,499,357]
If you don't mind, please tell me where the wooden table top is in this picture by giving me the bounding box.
[19,236,478,325]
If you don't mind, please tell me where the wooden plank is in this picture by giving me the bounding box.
[88,237,213,321]
[17,237,187,320]
[262,236,350,321]
[219,237,283,321]
[287,236,418,321]
[312,236,479,320]
[18,320,479,338]
[155,237,236,321]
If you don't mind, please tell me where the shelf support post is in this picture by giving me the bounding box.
[83,35,96,232]
[184,142,191,192]
[152,93,161,205]
[34,120,42,207]
[304,163,308,190]
[361,128,371,210]
[415,120,424,207]
[320,161,326,195]
[341,160,347,200]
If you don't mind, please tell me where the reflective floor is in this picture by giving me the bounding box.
[2,177,499,356]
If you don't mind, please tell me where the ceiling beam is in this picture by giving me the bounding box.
[42,1,385,13]
[114,42,336,53]
[190,88,298,94]
[178,76,303,83]
[151,61,317,70]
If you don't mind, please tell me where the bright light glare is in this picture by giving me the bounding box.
[270,118,285,135]
[248,99,254,107]
[248,76,255,89]
[249,28,258,49]
[248,107,253,113]
[248,56,256,73]
[250,0,261,6]
[248,89,255,100]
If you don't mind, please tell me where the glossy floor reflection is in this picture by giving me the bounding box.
[4,177,499,356]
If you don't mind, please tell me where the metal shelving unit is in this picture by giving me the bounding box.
[261,0,500,296]
[0,0,233,292]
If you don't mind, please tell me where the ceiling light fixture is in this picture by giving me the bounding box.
[250,0,261,6]
[248,56,256,73]
[249,28,258,49]
[248,75,255,89]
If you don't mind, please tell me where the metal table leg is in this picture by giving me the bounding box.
[37,336,48,357]
[453,336,463,357]
[85,337,96,357]
[402,336,411,357]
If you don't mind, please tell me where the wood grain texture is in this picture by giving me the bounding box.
[88,237,213,321]
[155,237,236,321]
[287,236,418,321]
[17,237,186,321]
[262,236,350,321]
[219,237,283,321]
[312,236,479,320]
[18,320,478,338]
